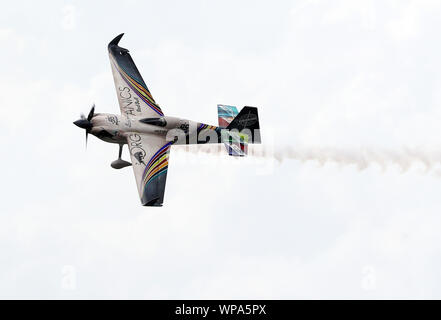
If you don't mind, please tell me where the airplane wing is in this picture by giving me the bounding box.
[126,132,172,206]
[108,33,164,118]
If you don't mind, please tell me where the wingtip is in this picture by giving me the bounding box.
[108,33,124,47]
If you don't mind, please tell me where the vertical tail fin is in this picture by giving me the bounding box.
[218,105,261,157]
[226,106,261,144]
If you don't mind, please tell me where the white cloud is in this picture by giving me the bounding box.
[0,28,26,53]
[1,0,441,299]
[386,0,441,41]
[61,4,76,31]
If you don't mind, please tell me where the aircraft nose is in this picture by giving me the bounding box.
[73,119,92,130]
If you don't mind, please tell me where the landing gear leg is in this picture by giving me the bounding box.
[111,144,132,169]
[118,143,123,159]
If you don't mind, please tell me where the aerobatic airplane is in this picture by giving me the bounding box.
[74,34,261,206]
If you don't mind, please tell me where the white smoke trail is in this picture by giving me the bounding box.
[173,144,441,174]
[270,146,439,172]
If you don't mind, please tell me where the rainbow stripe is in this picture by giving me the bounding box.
[112,59,164,116]
[142,142,172,189]
[198,123,218,131]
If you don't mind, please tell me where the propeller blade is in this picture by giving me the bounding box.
[87,104,95,121]
[74,104,95,149]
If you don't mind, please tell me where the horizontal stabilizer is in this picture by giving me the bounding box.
[221,130,248,156]
[218,104,239,127]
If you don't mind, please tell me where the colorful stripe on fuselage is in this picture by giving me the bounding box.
[198,123,219,131]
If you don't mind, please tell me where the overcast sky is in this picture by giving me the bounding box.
[1,0,441,299]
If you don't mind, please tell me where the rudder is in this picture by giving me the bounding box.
[218,105,261,157]
[226,106,261,144]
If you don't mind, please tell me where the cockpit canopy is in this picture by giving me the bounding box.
[139,117,167,127]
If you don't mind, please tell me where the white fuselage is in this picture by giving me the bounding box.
[90,113,219,145]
